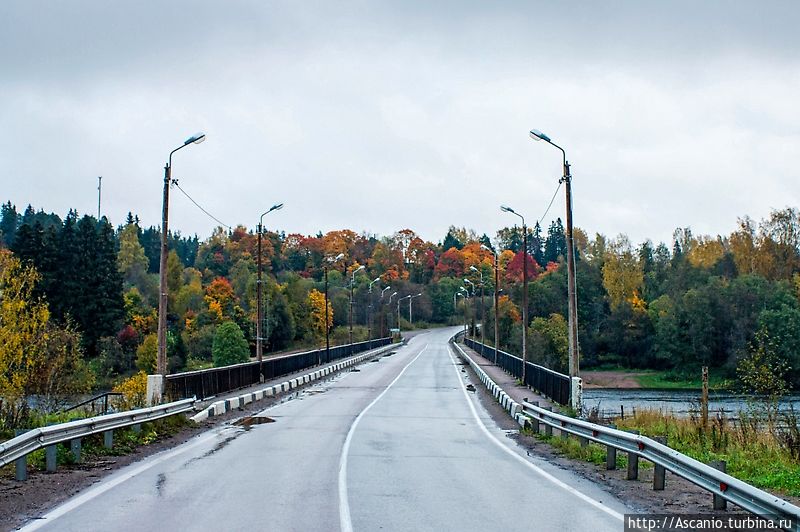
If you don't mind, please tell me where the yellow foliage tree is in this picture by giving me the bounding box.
[308,289,333,343]
[0,251,50,417]
[602,235,644,310]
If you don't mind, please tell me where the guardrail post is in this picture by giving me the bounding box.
[71,438,82,463]
[606,445,617,470]
[46,444,57,472]
[544,407,553,437]
[530,401,540,433]
[104,429,114,449]
[711,460,727,510]
[46,422,57,472]
[14,429,27,481]
[627,430,640,480]
[579,436,588,447]
[653,436,666,490]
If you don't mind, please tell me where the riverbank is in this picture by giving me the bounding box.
[582,369,732,390]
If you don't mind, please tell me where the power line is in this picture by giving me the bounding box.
[537,181,562,227]
[171,180,232,230]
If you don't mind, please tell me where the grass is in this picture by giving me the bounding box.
[635,370,733,390]
[543,406,800,497]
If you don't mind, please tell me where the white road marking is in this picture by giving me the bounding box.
[19,430,228,531]
[446,345,625,522]
[338,343,429,532]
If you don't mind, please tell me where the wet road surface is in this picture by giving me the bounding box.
[22,327,628,531]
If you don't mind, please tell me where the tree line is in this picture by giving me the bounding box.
[1,200,799,423]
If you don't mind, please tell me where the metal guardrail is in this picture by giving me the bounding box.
[165,337,393,401]
[0,398,195,469]
[463,336,571,405]
[521,401,800,531]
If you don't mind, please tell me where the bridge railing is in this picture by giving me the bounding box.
[463,336,571,405]
[0,398,195,480]
[521,400,800,530]
[165,337,393,401]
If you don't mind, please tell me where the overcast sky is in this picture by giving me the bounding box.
[1,1,798,247]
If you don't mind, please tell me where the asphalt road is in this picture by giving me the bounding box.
[22,327,629,532]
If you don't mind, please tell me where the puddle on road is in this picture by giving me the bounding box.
[351,368,362,372]
[234,416,276,429]
[466,384,476,392]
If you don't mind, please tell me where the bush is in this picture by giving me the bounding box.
[212,321,250,367]
[113,371,148,410]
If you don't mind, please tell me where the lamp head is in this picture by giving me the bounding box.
[269,203,284,213]
[334,253,344,261]
[500,205,515,214]
[185,132,206,145]
[373,277,380,283]
[529,129,550,142]
[470,265,479,272]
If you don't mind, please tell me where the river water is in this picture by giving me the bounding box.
[582,388,800,418]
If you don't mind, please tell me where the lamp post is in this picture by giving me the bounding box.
[324,253,345,364]
[457,289,468,336]
[470,265,486,348]
[530,128,580,397]
[380,286,391,338]
[387,291,397,335]
[349,265,365,345]
[409,293,422,325]
[397,294,412,333]
[256,203,283,380]
[501,204,528,385]
[157,132,205,378]
[367,277,380,343]
[481,244,500,364]
[463,278,476,339]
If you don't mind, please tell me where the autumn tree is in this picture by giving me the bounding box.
[212,321,250,367]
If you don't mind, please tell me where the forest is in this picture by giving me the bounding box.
[1,200,799,425]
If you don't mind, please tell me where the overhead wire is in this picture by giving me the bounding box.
[171,180,232,230]
[536,181,562,227]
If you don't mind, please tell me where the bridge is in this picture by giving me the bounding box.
[15,328,628,531]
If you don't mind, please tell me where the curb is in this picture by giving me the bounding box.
[452,341,528,428]
[190,344,397,423]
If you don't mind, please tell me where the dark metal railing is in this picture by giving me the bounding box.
[463,337,571,405]
[62,392,124,415]
[165,338,393,401]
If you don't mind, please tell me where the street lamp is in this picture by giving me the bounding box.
[456,291,467,335]
[324,253,345,363]
[501,204,528,385]
[349,265,365,345]
[256,203,284,381]
[470,265,486,349]
[157,132,206,379]
[481,244,500,364]
[397,294,412,334]
[530,128,580,400]
[409,293,423,326]
[380,286,392,338]
[387,291,398,334]
[367,277,381,343]
[463,278,477,340]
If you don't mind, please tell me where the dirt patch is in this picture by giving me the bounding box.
[582,370,647,389]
